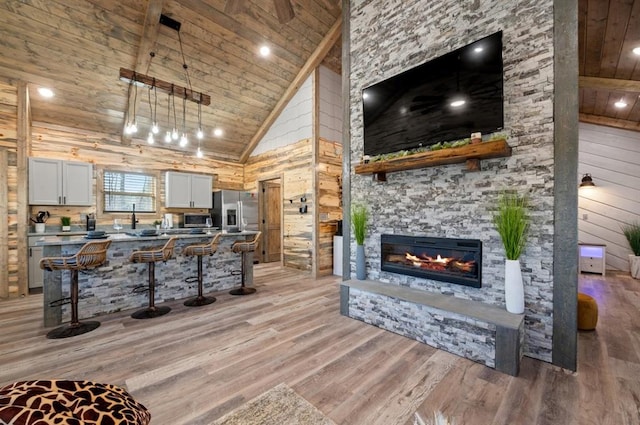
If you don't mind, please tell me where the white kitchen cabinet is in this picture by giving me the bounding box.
[165,171,212,208]
[29,158,93,206]
[579,243,606,276]
[28,237,44,289]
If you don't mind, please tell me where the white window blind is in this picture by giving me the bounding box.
[103,171,156,212]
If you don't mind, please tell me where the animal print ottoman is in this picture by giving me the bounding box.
[0,380,151,425]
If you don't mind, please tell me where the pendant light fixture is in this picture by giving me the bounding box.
[179,94,188,147]
[118,15,214,156]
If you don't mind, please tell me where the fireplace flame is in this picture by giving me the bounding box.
[403,252,475,272]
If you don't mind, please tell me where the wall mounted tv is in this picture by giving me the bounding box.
[362,31,504,156]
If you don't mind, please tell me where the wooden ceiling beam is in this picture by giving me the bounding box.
[579,113,640,131]
[579,76,640,92]
[135,0,165,74]
[239,15,342,163]
[119,68,211,105]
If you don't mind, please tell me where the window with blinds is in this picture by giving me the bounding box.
[103,171,156,212]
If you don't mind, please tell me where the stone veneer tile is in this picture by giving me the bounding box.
[349,0,555,362]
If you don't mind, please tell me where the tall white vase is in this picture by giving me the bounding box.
[356,245,366,280]
[629,255,640,279]
[505,259,525,314]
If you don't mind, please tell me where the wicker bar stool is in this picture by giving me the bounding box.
[229,232,261,296]
[182,233,221,307]
[129,237,177,319]
[40,240,112,339]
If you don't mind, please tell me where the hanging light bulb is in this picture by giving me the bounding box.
[196,101,204,139]
[180,133,188,147]
[130,121,138,134]
[164,130,172,143]
[151,122,159,134]
[147,132,154,144]
[196,147,204,158]
[148,85,159,134]
[171,86,179,140]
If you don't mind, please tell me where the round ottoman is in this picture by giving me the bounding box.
[578,293,598,331]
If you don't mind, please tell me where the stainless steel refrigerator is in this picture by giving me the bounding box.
[211,190,258,231]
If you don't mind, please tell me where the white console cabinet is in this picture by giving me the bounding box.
[579,243,606,276]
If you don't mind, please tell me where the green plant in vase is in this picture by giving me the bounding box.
[622,222,640,279]
[492,192,529,313]
[60,216,72,232]
[351,204,368,280]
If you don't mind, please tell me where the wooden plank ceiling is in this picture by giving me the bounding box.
[579,0,640,132]
[0,0,342,162]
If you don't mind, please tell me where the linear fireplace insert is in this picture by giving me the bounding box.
[381,235,482,288]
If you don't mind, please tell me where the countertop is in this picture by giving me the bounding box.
[33,230,258,246]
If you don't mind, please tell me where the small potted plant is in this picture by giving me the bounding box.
[60,216,72,232]
[153,220,162,232]
[351,204,368,280]
[622,222,640,279]
[492,192,529,314]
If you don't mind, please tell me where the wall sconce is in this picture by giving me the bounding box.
[580,173,595,188]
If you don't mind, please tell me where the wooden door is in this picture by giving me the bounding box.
[261,180,282,263]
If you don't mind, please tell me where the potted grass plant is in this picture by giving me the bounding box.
[492,192,529,314]
[622,222,640,279]
[60,216,72,232]
[351,204,368,280]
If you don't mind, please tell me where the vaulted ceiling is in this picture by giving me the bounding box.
[0,0,342,163]
[1,0,638,166]
[579,0,640,132]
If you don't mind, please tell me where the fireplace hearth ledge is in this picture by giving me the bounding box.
[340,279,524,376]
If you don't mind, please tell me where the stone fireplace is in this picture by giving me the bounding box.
[381,235,482,288]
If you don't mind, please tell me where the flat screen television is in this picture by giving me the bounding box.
[362,31,504,156]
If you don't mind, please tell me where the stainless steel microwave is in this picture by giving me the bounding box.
[181,213,211,228]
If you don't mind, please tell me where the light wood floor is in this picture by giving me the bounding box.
[0,265,638,424]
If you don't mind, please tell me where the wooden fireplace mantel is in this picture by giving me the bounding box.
[355,139,512,181]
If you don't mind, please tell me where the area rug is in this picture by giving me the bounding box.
[212,383,336,425]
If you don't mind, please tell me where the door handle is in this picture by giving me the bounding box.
[63,196,66,204]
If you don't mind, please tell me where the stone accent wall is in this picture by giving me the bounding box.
[349,0,555,361]
[54,237,242,321]
[349,288,497,367]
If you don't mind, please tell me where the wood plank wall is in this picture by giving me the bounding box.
[0,81,18,298]
[245,139,314,271]
[243,137,342,274]
[317,139,342,276]
[578,122,640,271]
[29,123,244,227]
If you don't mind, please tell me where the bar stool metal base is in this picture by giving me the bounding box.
[131,306,171,319]
[229,286,256,296]
[184,296,216,307]
[46,321,101,339]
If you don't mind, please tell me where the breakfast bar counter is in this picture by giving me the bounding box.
[36,231,259,327]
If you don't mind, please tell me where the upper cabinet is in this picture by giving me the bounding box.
[165,171,212,208]
[29,158,93,206]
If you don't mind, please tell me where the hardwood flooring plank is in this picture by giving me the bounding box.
[0,266,638,424]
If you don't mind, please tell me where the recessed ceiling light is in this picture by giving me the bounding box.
[614,99,627,108]
[633,46,640,55]
[37,87,54,98]
[450,99,466,107]
[214,128,223,137]
[259,45,271,57]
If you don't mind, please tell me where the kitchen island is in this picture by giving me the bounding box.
[36,231,258,327]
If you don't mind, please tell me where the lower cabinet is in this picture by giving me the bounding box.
[28,244,44,289]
